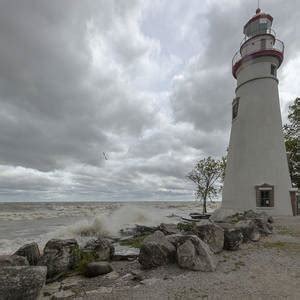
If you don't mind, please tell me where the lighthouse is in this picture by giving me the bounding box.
[221,7,293,215]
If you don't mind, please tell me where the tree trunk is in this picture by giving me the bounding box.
[203,196,207,214]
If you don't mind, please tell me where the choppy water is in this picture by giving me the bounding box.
[0,201,220,254]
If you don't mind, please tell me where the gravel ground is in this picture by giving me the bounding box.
[42,216,300,300]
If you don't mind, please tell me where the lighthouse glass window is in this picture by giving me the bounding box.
[232,98,239,120]
[271,64,277,76]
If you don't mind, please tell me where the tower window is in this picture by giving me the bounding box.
[256,184,274,207]
[271,64,277,76]
[232,97,239,120]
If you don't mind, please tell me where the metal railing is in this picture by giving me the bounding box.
[240,28,276,46]
[232,38,284,67]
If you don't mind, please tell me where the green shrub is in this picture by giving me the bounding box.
[177,222,196,232]
[119,234,149,249]
[72,248,98,274]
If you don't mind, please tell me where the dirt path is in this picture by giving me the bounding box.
[43,216,300,300]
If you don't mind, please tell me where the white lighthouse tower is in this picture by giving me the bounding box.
[221,7,293,215]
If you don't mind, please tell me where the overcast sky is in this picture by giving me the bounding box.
[0,0,299,202]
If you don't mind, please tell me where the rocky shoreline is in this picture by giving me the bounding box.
[0,210,284,299]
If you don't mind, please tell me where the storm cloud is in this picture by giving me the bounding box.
[0,0,299,201]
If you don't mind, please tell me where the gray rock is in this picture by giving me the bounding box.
[138,231,176,269]
[135,225,159,236]
[234,220,260,242]
[268,216,274,223]
[193,222,224,253]
[223,228,243,250]
[254,217,273,235]
[0,266,46,300]
[14,242,40,265]
[120,227,137,237]
[210,208,238,222]
[159,223,180,235]
[38,239,79,279]
[113,250,139,261]
[83,238,114,261]
[250,230,261,242]
[0,255,29,267]
[84,262,113,277]
[130,270,145,281]
[174,235,216,272]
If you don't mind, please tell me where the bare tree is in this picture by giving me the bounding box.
[187,156,226,214]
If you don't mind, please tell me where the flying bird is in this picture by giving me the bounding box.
[102,152,108,160]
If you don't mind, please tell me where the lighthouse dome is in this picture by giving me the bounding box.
[243,10,273,37]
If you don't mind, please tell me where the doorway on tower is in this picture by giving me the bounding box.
[255,184,274,207]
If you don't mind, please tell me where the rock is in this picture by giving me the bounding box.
[159,223,180,235]
[254,218,273,235]
[85,287,113,297]
[250,230,261,242]
[268,216,274,223]
[51,290,75,299]
[83,238,114,261]
[103,271,120,280]
[234,220,260,242]
[135,225,159,236]
[120,227,137,236]
[14,242,40,265]
[120,225,159,237]
[138,231,176,269]
[0,255,29,267]
[84,262,113,278]
[140,278,160,286]
[130,270,145,281]
[38,239,79,279]
[113,250,139,261]
[0,266,46,300]
[223,228,243,250]
[210,208,238,223]
[175,235,216,272]
[193,221,224,253]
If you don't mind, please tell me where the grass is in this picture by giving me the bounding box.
[72,248,98,274]
[275,226,300,237]
[119,234,149,249]
[262,241,300,252]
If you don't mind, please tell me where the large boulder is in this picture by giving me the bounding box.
[0,255,29,267]
[0,266,46,300]
[84,262,113,278]
[14,242,40,265]
[83,238,114,261]
[138,231,176,269]
[38,239,79,279]
[223,228,243,251]
[167,234,216,272]
[210,208,238,223]
[193,221,224,253]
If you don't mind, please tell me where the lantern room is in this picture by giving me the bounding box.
[243,8,273,37]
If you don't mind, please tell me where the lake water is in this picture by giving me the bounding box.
[0,201,220,254]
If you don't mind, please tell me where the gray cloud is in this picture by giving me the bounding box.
[0,0,299,201]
